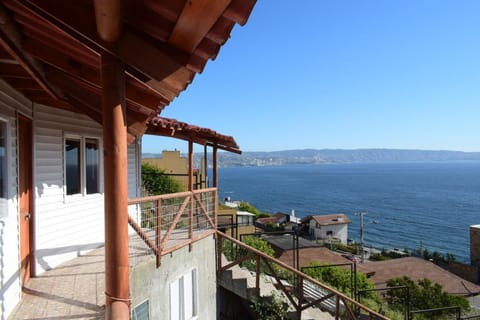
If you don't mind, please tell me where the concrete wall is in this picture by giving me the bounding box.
[130,235,217,319]
[471,225,480,266]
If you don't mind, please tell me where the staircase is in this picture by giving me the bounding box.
[218,255,335,320]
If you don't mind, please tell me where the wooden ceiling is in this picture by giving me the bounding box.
[0,0,255,148]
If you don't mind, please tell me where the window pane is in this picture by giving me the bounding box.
[170,279,180,320]
[184,272,193,319]
[85,139,99,194]
[0,122,6,199]
[65,139,81,195]
[132,300,149,320]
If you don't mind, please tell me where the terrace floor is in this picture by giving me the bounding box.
[8,227,214,320]
[9,247,105,320]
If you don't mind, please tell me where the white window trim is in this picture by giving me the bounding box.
[170,268,198,320]
[63,133,103,202]
[0,117,10,219]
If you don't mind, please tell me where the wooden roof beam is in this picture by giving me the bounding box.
[94,0,123,42]
[24,38,163,114]
[169,0,231,53]
[0,2,59,99]
[12,0,194,90]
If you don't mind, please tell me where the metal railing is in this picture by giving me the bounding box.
[216,231,389,320]
[128,188,217,267]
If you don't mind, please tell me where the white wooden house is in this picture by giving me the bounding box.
[302,214,352,244]
[0,1,256,319]
[0,81,143,318]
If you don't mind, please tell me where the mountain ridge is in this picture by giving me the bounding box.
[143,148,480,168]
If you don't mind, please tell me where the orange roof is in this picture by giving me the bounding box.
[147,117,241,153]
[0,0,256,139]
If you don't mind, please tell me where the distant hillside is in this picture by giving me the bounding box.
[143,148,480,168]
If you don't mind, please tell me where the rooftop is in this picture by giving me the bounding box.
[302,214,352,226]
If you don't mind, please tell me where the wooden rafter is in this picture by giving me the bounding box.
[12,0,194,91]
[0,2,58,99]
[169,0,231,53]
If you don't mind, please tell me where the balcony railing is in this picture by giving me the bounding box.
[217,231,390,320]
[128,188,217,267]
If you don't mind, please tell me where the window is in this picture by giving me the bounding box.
[85,139,99,194]
[170,269,197,320]
[0,121,6,199]
[132,300,149,320]
[65,136,100,196]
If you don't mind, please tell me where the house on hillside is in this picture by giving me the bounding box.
[0,1,256,319]
[301,214,352,244]
[255,212,290,230]
[143,150,208,191]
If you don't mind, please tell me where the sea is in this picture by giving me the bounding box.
[217,161,480,263]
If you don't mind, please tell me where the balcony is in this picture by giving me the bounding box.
[128,188,218,267]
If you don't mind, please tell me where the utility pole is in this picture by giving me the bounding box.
[359,212,365,264]
[356,211,378,263]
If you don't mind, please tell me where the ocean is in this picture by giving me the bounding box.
[217,161,480,263]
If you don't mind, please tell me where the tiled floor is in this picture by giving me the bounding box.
[8,248,105,320]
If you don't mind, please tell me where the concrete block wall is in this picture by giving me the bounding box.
[471,225,480,266]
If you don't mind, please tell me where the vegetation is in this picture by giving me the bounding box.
[141,163,181,195]
[386,276,470,319]
[238,201,270,219]
[332,243,358,254]
[251,293,288,320]
[303,261,376,298]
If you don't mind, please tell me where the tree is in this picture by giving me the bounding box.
[303,261,375,297]
[141,163,181,195]
[386,276,470,318]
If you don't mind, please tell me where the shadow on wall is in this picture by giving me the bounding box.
[0,220,20,319]
[36,242,104,272]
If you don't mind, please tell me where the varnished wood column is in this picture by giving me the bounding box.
[101,52,130,320]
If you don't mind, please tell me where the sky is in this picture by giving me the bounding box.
[142,1,480,154]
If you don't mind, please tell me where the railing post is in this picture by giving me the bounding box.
[297,276,303,320]
[213,189,217,229]
[255,256,260,296]
[335,295,340,320]
[155,199,162,267]
[217,232,223,272]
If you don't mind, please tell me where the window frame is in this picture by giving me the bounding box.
[170,268,198,320]
[0,118,9,205]
[63,133,102,200]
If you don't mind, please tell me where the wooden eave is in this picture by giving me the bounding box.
[0,0,256,138]
[147,117,241,154]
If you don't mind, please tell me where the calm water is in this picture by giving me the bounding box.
[217,161,480,263]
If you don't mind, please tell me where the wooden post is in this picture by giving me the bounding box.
[188,141,193,241]
[155,199,162,267]
[212,146,218,188]
[101,52,130,320]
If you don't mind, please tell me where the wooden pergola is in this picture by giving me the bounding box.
[0,1,256,318]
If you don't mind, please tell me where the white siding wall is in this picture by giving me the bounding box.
[0,79,143,318]
[310,220,349,244]
[0,80,31,320]
[34,104,105,273]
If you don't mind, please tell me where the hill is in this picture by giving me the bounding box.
[143,148,480,168]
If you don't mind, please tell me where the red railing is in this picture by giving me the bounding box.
[217,231,390,320]
[128,188,217,266]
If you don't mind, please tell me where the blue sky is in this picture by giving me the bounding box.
[143,1,480,154]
